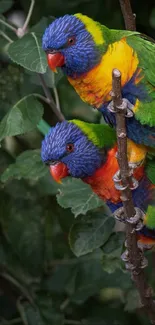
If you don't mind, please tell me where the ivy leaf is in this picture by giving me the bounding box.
[0,0,13,14]
[57,178,104,217]
[0,95,44,141]
[7,32,47,73]
[1,149,47,182]
[69,210,115,257]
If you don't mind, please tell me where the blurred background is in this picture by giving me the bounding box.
[1,1,155,325]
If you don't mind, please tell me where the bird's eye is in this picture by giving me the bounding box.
[67,36,76,46]
[66,143,74,152]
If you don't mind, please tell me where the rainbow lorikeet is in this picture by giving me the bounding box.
[41,119,155,248]
[42,13,155,166]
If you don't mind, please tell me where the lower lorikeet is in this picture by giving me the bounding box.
[42,13,155,166]
[41,119,155,247]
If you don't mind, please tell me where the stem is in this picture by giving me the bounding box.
[0,31,13,43]
[0,318,22,325]
[112,68,155,324]
[38,74,65,122]
[60,298,70,311]
[64,321,82,325]
[0,19,17,33]
[22,0,35,32]
[34,93,49,104]
[0,272,34,306]
[51,73,61,112]
[119,0,136,31]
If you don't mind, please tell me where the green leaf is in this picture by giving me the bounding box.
[1,149,47,182]
[125,289,141,311]
[101,232,125,274]
[0,0,13,14]
[69,210,115,257]
[102,254,122,274]
[36,295,64,325]
[57,178,104,217]
[0,195,45,276]
[30,17,55,34]
[102,232,125,258]
[0,95,44,141]
[7,32,47,73]
[19,302,45,325]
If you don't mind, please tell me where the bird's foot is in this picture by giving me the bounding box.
[121,249,148,270]
[107,98,134,117]
[137,241,154,251]
[127,207,145,231]
[114,207,144,231]
[113,169,139,191]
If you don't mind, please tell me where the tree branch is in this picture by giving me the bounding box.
[112,68,155,323]
[119,0,136,31]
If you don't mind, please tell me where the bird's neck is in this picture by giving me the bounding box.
[83,146,144,205]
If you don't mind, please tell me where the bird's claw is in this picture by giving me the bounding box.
[114,207,144,231]
[121,249,148,270]
[127,207,145,231]
[107,98,134,117]
[137,241,154,251]
[113,170,139,191]
[114,207,126,223]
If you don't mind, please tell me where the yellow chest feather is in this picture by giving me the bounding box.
[68,39,139,108]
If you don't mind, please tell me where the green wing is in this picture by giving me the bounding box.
[126,34,155,127]
[109,29,155,127]
[146,156,155,185]
[126,34,155,87]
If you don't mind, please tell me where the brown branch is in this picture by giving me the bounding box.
[119,0,136,31]
[112,68,155,323]
[38,74,65,122]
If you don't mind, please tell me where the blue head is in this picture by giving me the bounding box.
[42,14,106,77]
[41,120,105,181]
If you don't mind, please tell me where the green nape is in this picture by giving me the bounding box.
[145,205,155,230]
[69,119,117,148]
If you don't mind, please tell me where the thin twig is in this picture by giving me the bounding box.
[64,321,82,325]
[0,19,17,33]
[112,68,155,324]
[33,93,50,104]
[119,0,136,31]
[0,31,13,43]
[0,272,34,306]
[0,318,22,325]
[38,74,65,121]
[22,0,35,32]
[60,298,70,311]
[51,72,61,112]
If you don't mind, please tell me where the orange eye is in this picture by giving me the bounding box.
[67,37,76,46]
[66,143,74,152]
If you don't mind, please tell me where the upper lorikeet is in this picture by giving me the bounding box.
[42,13,155,166]
[41,119,155,247]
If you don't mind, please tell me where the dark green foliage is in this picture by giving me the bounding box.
[0,0,155,324]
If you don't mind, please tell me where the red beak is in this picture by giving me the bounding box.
[49,162,69,183]
[47,53,65,72]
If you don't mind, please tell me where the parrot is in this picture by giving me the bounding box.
[41,119,155,249]
[42,13,155,168]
